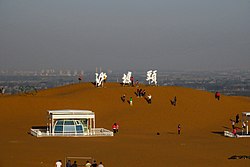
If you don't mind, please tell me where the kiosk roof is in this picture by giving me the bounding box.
[48,110,94,115]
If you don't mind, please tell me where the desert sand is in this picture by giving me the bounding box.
[1,82,250,167]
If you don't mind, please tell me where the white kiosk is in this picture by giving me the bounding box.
[48,110,95,135]
[31,109,113,137]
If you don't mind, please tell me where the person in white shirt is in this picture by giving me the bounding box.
[97,161,104,167]
[56,160,62,167]
[147,94,152,104]
[85,160,91,167]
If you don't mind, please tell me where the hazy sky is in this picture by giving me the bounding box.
[0,0,249,71]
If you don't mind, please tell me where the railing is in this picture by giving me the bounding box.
[30,128,113,137]
[224,131,236,138]
[224,130,250,138]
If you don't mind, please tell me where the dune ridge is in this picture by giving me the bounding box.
[1,82,250,167]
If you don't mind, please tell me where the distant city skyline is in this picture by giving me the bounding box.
[0,0,249,71]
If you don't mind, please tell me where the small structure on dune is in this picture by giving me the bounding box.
[224,112,250,138]
[31,110,113,137]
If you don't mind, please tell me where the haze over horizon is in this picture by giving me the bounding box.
[0,0,249,71]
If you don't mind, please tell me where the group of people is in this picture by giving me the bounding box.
[136,89,146,97]
[121,89,152,106]
[57,160,104,167]
[121,94,133,106]
[231,114,247,136]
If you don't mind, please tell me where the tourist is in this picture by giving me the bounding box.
[135,80,139,87]
[112,123,117,134]
[85,160,91,167]
[147,94,152,104]
[130,97,133,106]
[236,114,240,124]
[55,160,62,167]
[215,92,220,100]
[136,89,140,97]
[142,90,146,97]
[171,96,177,106]
[178,124,181,135]
[78,76,82,83]
[242,121,246,130]
[66,160,71,167]
[121,94,126,102]
[116,123,119,133]
[139,89,142,97]
[231,120,235,129]
[91,160,97,167]
[130,76,134,86]
[97,162,104,167]
[71,161,77,167]
[232,128,237,136]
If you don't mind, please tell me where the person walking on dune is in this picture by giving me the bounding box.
[178,124,181,135]
[147,94,152,104]
[236,114,240,124]
[171,96,177,106]
[121,94,126,102]
[130,97,133,106]
[112,123,117,134]
[215,92,220,100]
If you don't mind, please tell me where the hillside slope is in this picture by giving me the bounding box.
[0,83,250,167]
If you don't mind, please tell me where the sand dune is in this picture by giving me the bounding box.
[1,82,250,167]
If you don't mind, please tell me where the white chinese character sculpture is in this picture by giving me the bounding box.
[122,71,132,86]
[95,72,107,87]
[146,70,157,86]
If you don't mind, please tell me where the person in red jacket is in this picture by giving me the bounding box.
[215,92,220,100]
[112,123,117,134]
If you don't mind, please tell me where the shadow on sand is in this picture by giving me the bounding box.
[211,131,224,136]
